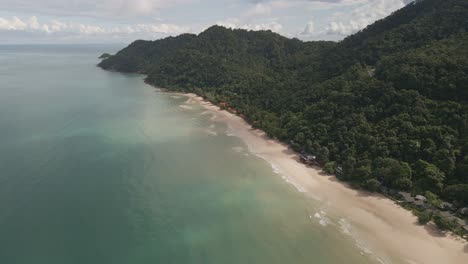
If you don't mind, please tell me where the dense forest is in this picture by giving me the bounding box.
[99,0,468,213]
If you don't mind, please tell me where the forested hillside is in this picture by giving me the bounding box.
[99,0,468,208]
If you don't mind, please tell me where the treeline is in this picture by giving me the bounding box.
[99,0,468,206]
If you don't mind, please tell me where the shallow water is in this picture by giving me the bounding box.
[0,45,380,264]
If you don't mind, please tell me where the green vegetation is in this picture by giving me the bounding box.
[433,213,458,231]
[416,210,433,225]
[322,162,335,175]
[442,184,468,205]
[424,191,442,208]
[99,0,468,210]
[98,53,112,59]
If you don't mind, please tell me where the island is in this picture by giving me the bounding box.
[98,0,468,238]
[98,53,112,59]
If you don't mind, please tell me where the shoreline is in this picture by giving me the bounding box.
[176,92,467,264]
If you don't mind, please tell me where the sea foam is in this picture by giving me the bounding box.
[179,104,194,110]
[311,210,332,226]
[338,218,389,264]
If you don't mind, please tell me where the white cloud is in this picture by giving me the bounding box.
[0,16,189,36]
[0,16,54,32]
[112,23,190,34]
[0,17,26,31]
[217,18,283,33]
[0,0,415,43]
[325,0,407,36]
[300,21,315,35]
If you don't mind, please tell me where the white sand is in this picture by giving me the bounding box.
[182,93,468,264]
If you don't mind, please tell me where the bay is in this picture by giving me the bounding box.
[0,45,377,264]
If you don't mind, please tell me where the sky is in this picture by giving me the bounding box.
[0,0,414,44]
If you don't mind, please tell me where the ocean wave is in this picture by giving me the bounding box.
[271,163,281,174]
[225,127,236,137]
[338,218,389,264]
[222,123,309,194]
[311,210,333,226]
[232,146,244,153]
[339,218,352,235]
[205,129,217,136]
[280,175,307,193]
[179,104,194,110]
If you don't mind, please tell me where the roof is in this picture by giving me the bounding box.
[440,202,455,211]
[399,192,414,203]
[414,200,425,207]
[300,154,316,161]
[460,207,468,215]
[415,195,427,201]
[440,211,453,218]
[439,211,462,223]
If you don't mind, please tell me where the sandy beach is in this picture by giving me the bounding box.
[180,92,468,264]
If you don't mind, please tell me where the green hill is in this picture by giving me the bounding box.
[99,0,468,207]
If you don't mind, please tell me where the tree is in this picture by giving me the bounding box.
[372,158,412,189]
[414,160,445,192]
[341,156,357,180]
[323,162,335,174]
[433,149,456,177]
[442,184,468,204]
[425,191,442,208]
[317,146,330,163]
[354,165,372,181]
[365,179,381,192]
[433,214,457,231]
[416,211,433,225]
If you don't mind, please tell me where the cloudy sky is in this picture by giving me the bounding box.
[0,0,413,44]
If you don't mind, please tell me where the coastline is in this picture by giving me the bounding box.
[177,92,468,264]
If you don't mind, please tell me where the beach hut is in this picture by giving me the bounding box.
[299,153,317,165]
[335,165,343,177]
[398,192,415,203]
[415,195,427,202]
[439,211,462,224]
[439,211,453,218]
[414,200,426,208]
[460,207,468,216]
[440,202,456,211]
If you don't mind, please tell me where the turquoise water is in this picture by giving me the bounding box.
[0,45,376,264]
